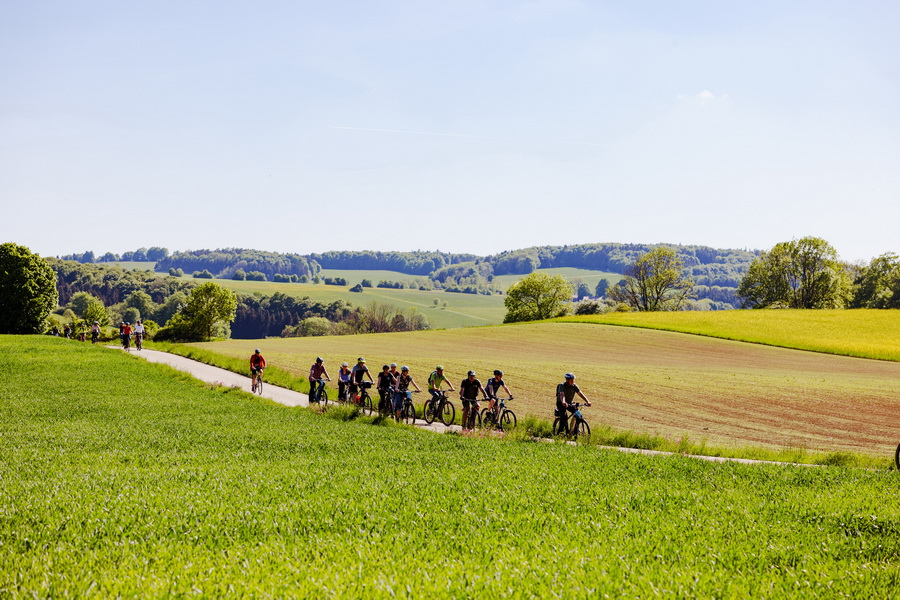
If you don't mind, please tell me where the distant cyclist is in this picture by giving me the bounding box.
[122,322,133,350]
[485,369,513,414]
[393,365,421,420]
[427,365,455,404]
[350,357,374,405]
[459,370,487,430]
[308,357,331,404]
[90,321,100,344]
[556,373,591,435]
[133,320,145,350]
[250,349,267,392]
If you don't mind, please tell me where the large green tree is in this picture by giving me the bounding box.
[737,237,852,309]
[178,282,237,340]
[608,247,694,311]
[503,273,573,323]
[851,253,900,308]
[0,242,58,333]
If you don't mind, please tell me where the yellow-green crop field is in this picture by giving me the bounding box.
[492,267,620,290]
[196,320,900,456]
[5,336,900,597]
[557,309,900,362]
[215,278,506,329]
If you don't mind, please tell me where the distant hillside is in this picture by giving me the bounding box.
[59,242,759,308]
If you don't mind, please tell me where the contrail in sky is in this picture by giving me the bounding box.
[331,126,602,147]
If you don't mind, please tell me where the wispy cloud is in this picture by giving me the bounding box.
[677,90,729,105]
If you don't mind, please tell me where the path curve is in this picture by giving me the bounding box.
[125,347,813,467]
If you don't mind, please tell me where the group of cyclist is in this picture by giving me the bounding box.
[117,321,145,351]
[249,350,592,434]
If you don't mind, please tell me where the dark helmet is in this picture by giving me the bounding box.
[467,370,476,377]
[401,365,409,372]
[565,372,575,380]
[382,364,390,370]
[255,348,261,353]
[316,357,323,363]
[493,370,503,376]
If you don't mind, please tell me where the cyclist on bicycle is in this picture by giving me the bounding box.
[122,322,133,350]
[427,365,455,404]
[133,320,145,349]
[393,365,421,420]
[350,357,373,405]
[556,373,591,434]
[337,362,352,401]
[376,364,398,412]
[91,321,100,343]
[485,369,513,414]
[308,357,331,404]
[459,370,487,430]
[250,349,267,392]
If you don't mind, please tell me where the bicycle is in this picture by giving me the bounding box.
[377,387,394,416]
[251,369,264,394]
[553,402,590,440]
[395,390,420,424]
[352,381,375,415]
[134,332,143,351]
[481,396,517,431]
[309,378,329,407]
[895,443,900,471]
[121,333,130,351]
[461,397,483,430]
[91,330,99,344]
[423,390,456,427]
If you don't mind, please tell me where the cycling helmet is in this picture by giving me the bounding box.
[467,370,476,377]
[565,373,575,380]
[255,349,261,353]
[93,321,99,324]
[125,322,130,325]
[382,364,390,370]
[435,365,444,370]
[316,357,323,363]
[390,363,397,368]
[358,357,365,363]
[341,362,349,367]
[493,370,503,376]
[401,365,409,371]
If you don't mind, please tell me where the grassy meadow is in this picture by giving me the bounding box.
[215,278,507,329]
[195,320,900,457]
[4,335,900,597]
[557,309,900,362]
[492,267,620,291]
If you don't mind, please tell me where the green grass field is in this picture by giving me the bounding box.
[107,260,157,271]
[215,278,507,329]
[492,267,620,291]
[4,336,900,597]
[557,309,900,362]
[318,268,427,285]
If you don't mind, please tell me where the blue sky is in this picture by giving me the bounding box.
[2,0,898,262]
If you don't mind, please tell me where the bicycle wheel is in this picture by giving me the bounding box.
[467,408,481,430]
[500,410,517,431]
[895,443,900,471]
[362,393,374,416]
[423,400,436,424]
[403,403,416,425]
[440,401,456,427]
[320,388,329,408]
[573,419,591,441]
[481,408,495,429]
[256,379,264,395]
[552,417,564,437]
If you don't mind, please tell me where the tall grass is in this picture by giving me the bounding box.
[4,336,900,597]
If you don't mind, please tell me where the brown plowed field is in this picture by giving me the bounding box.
[200,322,900,455]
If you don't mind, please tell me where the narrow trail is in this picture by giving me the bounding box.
[124,347,812,467]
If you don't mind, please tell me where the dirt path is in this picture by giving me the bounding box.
[127,347,810,467]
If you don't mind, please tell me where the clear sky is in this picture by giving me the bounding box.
[2,0,897,263]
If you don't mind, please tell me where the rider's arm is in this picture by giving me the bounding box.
[323,368,331,381]
[577,390,590,405]
[503,384,512,397]
[411,378,421,392]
